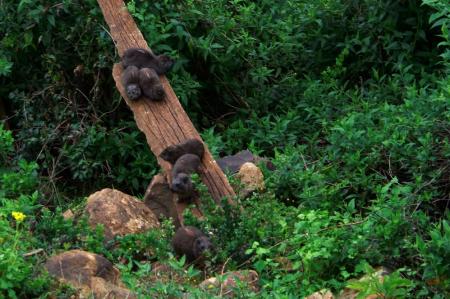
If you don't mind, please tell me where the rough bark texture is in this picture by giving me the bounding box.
[97,0,235,204]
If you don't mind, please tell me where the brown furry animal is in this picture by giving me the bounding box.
[122,48,174,75]
[121,65,142,100]
[159,139,205,197]
[172,226,212,263]
[159,139,205,164]
[121,47,174,101]
[170,154,201,195]
[139,68,165,101]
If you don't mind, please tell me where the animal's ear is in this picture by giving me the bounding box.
[158,55,175,71]
[159,147,175,163]
[185,228,196,237]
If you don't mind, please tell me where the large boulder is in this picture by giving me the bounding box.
[236,162,265,197]
[85,188,159,241]
[45,250,136,299]
[199,270,260,297]
[144,174,182,228]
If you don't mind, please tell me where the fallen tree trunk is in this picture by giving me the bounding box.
[97,0,236,205]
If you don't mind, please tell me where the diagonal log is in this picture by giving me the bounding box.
[97,0,236,205]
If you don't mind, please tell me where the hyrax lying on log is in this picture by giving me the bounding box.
[160,139,205,197]
[121,48,174,101]
[121,65,141,100]
[139,68,165,100]
[172,226,212,264]
[122,48,174,74]
[160,139,205,165]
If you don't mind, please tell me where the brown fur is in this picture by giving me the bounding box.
[160,139,204,164]
[139,68,165,101]
[121,65,142,100]
[171,154,201,195]
[172,226,212,263]
[120,47,174,101]
[122,48,174,75]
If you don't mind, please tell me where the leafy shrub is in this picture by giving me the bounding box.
[423,0,450,64]
[0,125,50,298]
[33,207,106,253]
[416,220,450,294]
[112,220,173,263]
[346,264,414,299]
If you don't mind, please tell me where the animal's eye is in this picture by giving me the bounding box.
[183,177,189,183]
[196,240,204,250]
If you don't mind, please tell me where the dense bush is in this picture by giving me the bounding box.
[0,0,449,297]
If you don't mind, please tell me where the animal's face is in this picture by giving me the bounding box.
[153,85,165,99]
[193,236,212,256]
[171,173,192,194]
[126,84,141,100]
[158,55,174,73]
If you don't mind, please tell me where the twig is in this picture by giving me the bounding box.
[219,254,236,297]
[300,152,308,170]
[22,248,44,257]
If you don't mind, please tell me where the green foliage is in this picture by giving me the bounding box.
[200,127,225,157]
[346,264,414,299]
[1,160,39,198]
[0,124,14,172]
[59,123,157,192]
[423,0,450,63]
[0,126,50,298]
[112,220,173,263]
[263,75,450,212]
[416,220,450,293]
[0,57,13,77]
[34,207,106,253]
[184,178,439,297]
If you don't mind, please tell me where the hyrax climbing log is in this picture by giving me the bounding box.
[97,0,235,204]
